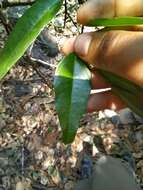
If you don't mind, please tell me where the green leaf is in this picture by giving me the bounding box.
[54,53,91,144]
[96,68,143,117]
[0,0,63,79]
[88,17,143,27]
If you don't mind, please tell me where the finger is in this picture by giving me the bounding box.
[63,31,143,87]
[77,0,114,25]
[91,71,110,89]
[87,90,125,112]
[77,0,143,25]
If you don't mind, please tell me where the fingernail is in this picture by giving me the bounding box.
[75,33,92,56]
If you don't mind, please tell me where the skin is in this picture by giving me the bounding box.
[62,0,143,112]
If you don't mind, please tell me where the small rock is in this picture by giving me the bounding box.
[0,157,8,168]
[135,131,143,145]
[0,97,6,113]
[51,168,61,185]
[133,152,143,159]
[110,115,121,126]
[40,175,49,185]
[111,108,136,126]
[104,109,117,118]
[16,181,25,190]
[137,160,143,168]
[64,181,75,190]
[83,135,93,143]
[132,113,143,124]
[36,29,59,58]
[42,156,55,170]
[118,108,135,124]
[35,151,43,160]
[2,176,11,190]
[16,180,32,190]
[0,168,4,176]
[14,82,31,97]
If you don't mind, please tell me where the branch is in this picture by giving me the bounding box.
[0,0,35,8]
[64,0,67,28]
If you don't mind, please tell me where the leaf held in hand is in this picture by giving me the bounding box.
[0,0,63,79]
[96,68,143,117]
[54,53,91,144]
[88,17,143,27]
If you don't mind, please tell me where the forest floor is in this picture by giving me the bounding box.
[0,1,143,190]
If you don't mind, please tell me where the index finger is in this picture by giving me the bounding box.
[77,0,143,25]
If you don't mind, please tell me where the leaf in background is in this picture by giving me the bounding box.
[0,0,63,79]
[96,68,143,117]
[54,53,91,144]
[88,17,143,27]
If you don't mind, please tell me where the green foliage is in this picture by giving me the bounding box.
[0,0,62,79]
[54,53,91,144]
[88,16,143,26]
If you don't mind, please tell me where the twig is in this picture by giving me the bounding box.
[26,48,54,89]
[81,25,84,33]
[78,0,84,4]
[67,12,76,27]
[0,0,34,9]
[30,57,56,68]
[0,11,12,34]
[32,184,57,190]
[77,0,85,33]
[64,0,67,28]
[27,43,56,68]
[31,62,53,89]
[63,1,80,33]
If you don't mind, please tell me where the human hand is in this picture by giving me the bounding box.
[62,0,143,112]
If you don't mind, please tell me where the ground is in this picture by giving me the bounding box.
[0,1,143,189]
